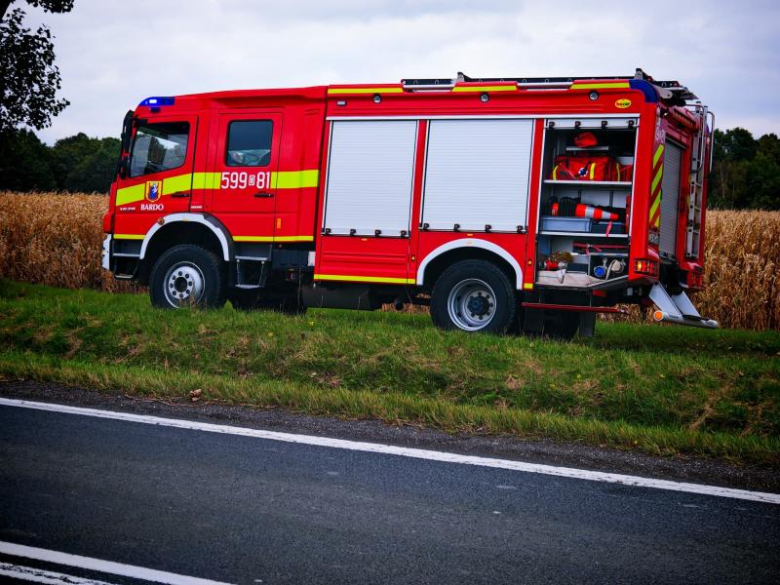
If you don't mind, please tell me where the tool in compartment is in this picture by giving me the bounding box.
[574,242,628,281]
[538,250,577,271]
[593,258,626,279]
[549,196,618,221]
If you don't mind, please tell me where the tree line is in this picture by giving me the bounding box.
[0,128,119,193]
[709,128,780,209]
[0,125,778,209]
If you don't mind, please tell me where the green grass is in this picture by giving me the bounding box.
[1,279,779,466]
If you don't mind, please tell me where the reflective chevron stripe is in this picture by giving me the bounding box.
[649,143,665,229]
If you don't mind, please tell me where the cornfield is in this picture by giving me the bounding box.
[1,192,779,330]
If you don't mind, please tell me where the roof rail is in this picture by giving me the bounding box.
[401,68,697,101]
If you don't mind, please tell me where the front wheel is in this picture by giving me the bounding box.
[149,245,226,309]
[430,260,517,334]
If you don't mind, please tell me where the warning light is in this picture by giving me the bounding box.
[634,258,659,276]
[653,310,664,321]
[140,96,175,107]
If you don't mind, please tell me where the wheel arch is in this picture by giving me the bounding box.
[138,214,233,284]
[417,240,523,290]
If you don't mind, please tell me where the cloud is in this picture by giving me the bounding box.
[19,0,780,142]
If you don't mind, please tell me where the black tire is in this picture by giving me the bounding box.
[229,286,306,315]
[229,288,262,311]
[430,260,516,334]
[543,311,580,340]
[149,244,226,309]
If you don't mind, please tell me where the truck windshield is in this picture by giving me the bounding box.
[130,122,189,178]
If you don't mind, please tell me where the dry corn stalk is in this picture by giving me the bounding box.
[0,192,778,330]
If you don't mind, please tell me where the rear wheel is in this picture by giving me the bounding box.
[229,286,306,315]
[430,260,516,334]
[149,245,226,309]
[543,311,580,340]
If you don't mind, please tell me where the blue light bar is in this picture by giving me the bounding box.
[139,96,175,107]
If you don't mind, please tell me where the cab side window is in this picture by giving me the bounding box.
[226,120,273,167]
[130,122,189,178]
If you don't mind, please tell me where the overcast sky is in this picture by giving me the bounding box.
[19,0,780,143]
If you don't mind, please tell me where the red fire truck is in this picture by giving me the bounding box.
[102,68,717,337]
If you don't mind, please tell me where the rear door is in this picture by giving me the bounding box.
[208,110,283,241]
[659,141,683,260]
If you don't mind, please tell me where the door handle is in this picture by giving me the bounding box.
[254,191,275,198]
[170,191,190,198]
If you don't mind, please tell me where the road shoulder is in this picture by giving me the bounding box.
[1,378,778,493]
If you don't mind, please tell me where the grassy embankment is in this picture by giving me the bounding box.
[1,280,778,466]
[1,192,780,330]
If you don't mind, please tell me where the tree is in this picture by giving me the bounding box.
[0,128,57,190]
[709,129,780,210]
[714,127,757,162]
[49,132,95,188]
[0,1,74,20]
[63,137,120,193]
[0,0,73,133]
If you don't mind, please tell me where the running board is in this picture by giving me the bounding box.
[648,283,718,329]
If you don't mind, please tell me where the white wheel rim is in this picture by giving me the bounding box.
[447,278,497,331]
[163,262,205,308]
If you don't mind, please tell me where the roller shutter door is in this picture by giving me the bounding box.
[323,120,417,236]
[422,119,533,232]
[659,142,683,258]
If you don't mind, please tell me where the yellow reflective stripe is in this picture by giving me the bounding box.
[115,184,145,205]
[651,164,664,193]
[113,234,145,240]
[274,235,314,242]
[649,194,661,219]
[328,87,403,95]
[653,144,665,167]
[552,164,559,180]
[233,235,314,242]
[192,172,222,190]
[271,170,319,189]
[589,163,595,180]
[570,82,631,90]
[616,163,621,182]
[115,169,318,203]
[162,173,191,195]
[452,85,516,92]
[523,282,534,290]
[314,274,415,285]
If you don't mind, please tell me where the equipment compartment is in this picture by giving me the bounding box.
[535,120,637,288]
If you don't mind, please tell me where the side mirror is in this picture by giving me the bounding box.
[119,154,130,179]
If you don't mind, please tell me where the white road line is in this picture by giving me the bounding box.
[0,561,117,585]
[2,397,779,505]
[0,542,234,585]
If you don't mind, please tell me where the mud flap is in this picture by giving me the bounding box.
[648,283,718,329]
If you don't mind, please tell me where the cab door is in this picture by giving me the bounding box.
[208,111,283,241]
[113,116,197,238]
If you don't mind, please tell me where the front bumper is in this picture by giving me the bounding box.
[101,234,111,271]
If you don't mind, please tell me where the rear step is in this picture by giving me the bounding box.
[648,282,718,329]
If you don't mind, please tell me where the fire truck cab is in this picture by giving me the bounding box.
[103,68,717,337]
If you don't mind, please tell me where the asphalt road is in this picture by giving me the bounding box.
[0,403,778,585]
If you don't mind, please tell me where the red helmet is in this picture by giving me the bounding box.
[574,132,598,148]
